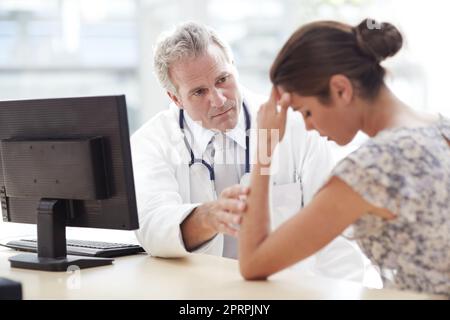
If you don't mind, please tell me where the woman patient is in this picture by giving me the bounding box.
[238,18,450,297]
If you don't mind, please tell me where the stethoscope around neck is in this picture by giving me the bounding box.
[179,102,251,181]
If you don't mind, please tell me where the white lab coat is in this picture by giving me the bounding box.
[131,88,366,282]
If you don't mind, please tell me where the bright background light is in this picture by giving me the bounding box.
[0,1,448,288]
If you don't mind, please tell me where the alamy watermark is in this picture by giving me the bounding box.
[366,19,382,30]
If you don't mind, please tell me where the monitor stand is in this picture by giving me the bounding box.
[9,199,113,272]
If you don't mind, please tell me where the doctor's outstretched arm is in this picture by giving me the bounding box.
[181,185,249,251]
[131,122,248,256]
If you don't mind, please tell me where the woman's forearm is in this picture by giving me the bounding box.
[239,88,290,279]
[239,161,272,279]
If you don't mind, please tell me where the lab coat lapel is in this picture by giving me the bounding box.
[168,104,192,203]
[169,104,216,203]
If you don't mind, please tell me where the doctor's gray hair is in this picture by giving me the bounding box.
[153,21,234,95]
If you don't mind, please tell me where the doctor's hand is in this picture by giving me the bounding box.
[257,87,291,158]
[201,184,249,237]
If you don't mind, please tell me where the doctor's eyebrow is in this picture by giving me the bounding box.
[215,72,230,82]
[188,84,210,96]
[187,73,231,96]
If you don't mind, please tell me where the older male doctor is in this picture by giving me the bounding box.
[131,22,366,281]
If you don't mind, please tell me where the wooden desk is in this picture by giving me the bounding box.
[0,247,442,299]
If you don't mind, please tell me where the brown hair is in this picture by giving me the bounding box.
[270,18,403,102]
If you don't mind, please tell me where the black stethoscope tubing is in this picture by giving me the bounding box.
[179,102,251,181]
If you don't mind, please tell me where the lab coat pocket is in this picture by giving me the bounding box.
[270,181,302,230]
[189,165,216,203]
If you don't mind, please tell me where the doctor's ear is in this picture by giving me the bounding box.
[328,75,353,106]
[167,91,183,108]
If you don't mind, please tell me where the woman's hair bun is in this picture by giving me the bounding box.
[354,18,403,63]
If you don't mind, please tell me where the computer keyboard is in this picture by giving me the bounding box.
[1,238,145,258]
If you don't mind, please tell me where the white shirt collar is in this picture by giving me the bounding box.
[183,111,215,158]
[225,102,247,149]
[182,102,247,157]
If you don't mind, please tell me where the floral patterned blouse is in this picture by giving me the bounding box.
[332,114,450,297]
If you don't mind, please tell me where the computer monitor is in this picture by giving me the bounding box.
[0,95,139,271]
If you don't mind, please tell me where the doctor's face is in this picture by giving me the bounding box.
[168,44,242,132]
